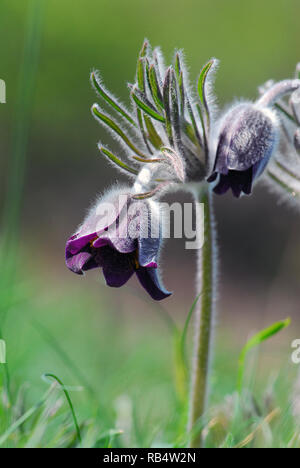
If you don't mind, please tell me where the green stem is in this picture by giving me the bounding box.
[44,374,82,445]
[188,185,217,448]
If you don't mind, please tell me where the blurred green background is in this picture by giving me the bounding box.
[0,0,300,447]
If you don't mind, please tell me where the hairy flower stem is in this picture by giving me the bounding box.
[188,185,217,448]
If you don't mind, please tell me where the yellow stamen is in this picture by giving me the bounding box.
[133,250,139,270]
[89,236,98,247]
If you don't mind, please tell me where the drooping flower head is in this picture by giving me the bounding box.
[66,187,171,301]
[207,103,279,197]
[208,76,300,197]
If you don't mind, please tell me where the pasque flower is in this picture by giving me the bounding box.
[66,41,300,303]
[65,42,300,448]
[66,42,300,302]
[66,188,171,301]
[207,103,279,197]
[208,77,300,197]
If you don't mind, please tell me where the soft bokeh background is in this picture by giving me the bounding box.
[0,0,300,446]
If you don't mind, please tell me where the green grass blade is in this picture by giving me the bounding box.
[237,318,291,393]
[0,337,10,408]
[93,429,123,448]
[0,339,5,364]
[43,374,82,445]
[0,404,42,446]
[91,71,136,127]
[92,104,147,157]
[0,385,54,446]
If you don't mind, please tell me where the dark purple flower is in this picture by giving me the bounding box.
[208,104,278,197]
[65,190,171,301]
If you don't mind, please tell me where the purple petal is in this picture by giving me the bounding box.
[67,193,131,255]
[136,267,172,301]
[215,105,275,173]
[213,174,230,195]
[66,232,97,255]
[229,168,253,197]
[103,266,134,287]
[66,251,94,275]
[138,236,160,268]
[252,157,270,181]
[93,235,137,254]
[98,245,135,287]
[207,172,218,183]
[93,206,138,254]
[214,131,230,174]
[213,168,254,198]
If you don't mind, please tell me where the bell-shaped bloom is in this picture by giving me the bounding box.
[65,188,171,301]
[208,103,278,197]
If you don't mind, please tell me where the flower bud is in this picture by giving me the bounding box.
[208,103,278,197]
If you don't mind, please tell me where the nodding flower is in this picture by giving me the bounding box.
[207,103,279,197]
[208,78,300,197]
[65,187,171,301]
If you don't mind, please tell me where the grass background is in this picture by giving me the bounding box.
[0,0,300,447]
